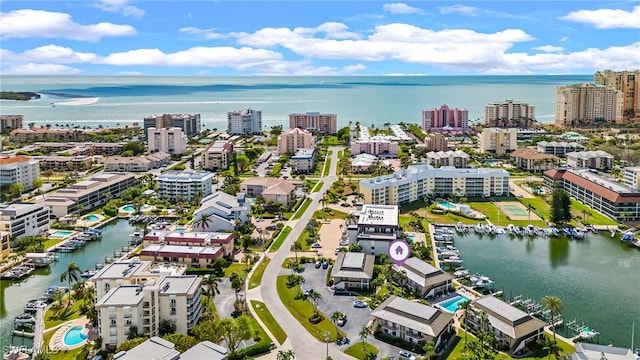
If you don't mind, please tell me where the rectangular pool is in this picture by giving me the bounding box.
[438,295,470,313]
[52,230,73,237]
[438,201,457,210]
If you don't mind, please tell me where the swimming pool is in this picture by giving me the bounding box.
[438,201,457,210]
[407,234,415,242]
[122,204,152,212]
[122,205,135,212]
[52,230,73,237]
[63,325,88,347]
[439,295,470,313]
[175,228,186,232]
[85,215,99,221]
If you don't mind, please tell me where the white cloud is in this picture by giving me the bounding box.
[179,27,226,39]
[235,60,366,76]
[383,3,423,14]
[533,45,564,53]
[0,9,136,41]
[2,63,82,74]
[559,6,640,29]
[94,0,144,18]
[439,4,478,16]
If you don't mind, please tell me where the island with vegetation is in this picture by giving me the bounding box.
[0,91,41,100]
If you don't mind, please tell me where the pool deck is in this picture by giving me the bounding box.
[48,317,93,352]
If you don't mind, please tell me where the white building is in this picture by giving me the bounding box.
[227,109,262,135]
[0,156,40,190]
[536,141,585,157]
[355,204,400,255]
[555,83,624,127]
[484,99,536,128]
[156,170,213,202]
[148,127,188,155]
[192,192,250,232]
[425,150,469,168]
[566,150,614,170]
[290,148,315,173]
[360,165,509,205]
[0,202,50,240]
[202,140,233,170]
[478,128,518,154]
[623,167,640,189]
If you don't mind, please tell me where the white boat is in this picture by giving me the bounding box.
[527,224,536,236]
[573,228,585,239]
[469,274,481,283]
[495,227,506,234]
[80,270,96,279]
[444,256,463,265]
[14,313,35,323]
[577,326,599,339]
[24,300,47,312]
[129,232,142,245]
[42,286,68,299]
[25,253,53,267]
[474,276,495,288]
[455,222,466,233]
[475,222,485,233]
[506,224,516,234]
[486,224,496,234]
[453,267,469,277]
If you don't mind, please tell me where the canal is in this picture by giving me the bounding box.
[0,219,141,349]
[455,230,640,349]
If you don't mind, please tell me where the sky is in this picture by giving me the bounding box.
[1,1,639,76]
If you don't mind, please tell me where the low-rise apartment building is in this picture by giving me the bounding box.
[240,177,297,207]
[623,167,640,189]
[192,192,250,232]
[156,170,213,202]
[139,244,224,267]
[544,168,640,222]
[425,150,469,168]
[536,141,585,157]
[202,140,233,170]
[510,148,559,172]
[0,202,50,240]
[393,257,454,298]
[371,295,454,350]
[10,127,92,143]
[360,165,509,205]
[469,296,545,354]
[351,140,399,157]
[0,156,40,190]
[44,173,137,217]
[113,337,228,360]
[290,148,316,173]
[566,150,614,170]
[289,112,337,134]
[104,152,170,172]
[478,128,518,154]
[33,155,93,172]
[148,127,188,155]
[142,231,234,256]
[277,127,315,155]
[330,252,375,289]
[353,204,400,255]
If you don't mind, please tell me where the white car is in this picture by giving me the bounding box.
[399,351,416,360]
[311,243,322,249]
[339,239,349,246]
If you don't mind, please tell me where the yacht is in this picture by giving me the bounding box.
[577,326,599,340]
[475,222,485,234]
[56,243,75,252]
[474,276,495,288]
[42,286,68,300]
[548,227,559,237]
[129,232,143,245]
[506,224,516,234]
[14,313,36,324]
[80,270,97,279]
[573,228,585,240]
[486,224,496,234]
[444,256,463,265]
[527,224,536,236]
[622,232,634,242]
[455,222,466,233]
[24,300,48,312]
[469,273,481,283]
[453,267,469,277]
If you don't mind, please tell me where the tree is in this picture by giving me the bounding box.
[460,300,471,346]
[235,154,250,173]
[290,241,303,271]
[541,296,563,342]
[550,190,568,225]
[116,337,148,353]
[127,325,139,340]
[270,125,283,137]
[229,272,244,302]
[277,349,296,360]
[158,319,176,336]
[9,182,24,200]
[32,178,44,200]
[122,141,146,155]
[359,326,370,351]
[217,316,252,357]
[163,333,198,352]
[307,291,322,316]
[42,169,54,182]
[331,311,344,336]
[195,212,212,231]
[60,262,82,309]
[422,341,436,360]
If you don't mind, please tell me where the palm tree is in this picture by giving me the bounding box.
[307,291,322,316]
[277,349,295,360]
[195,212,212,231]
[331,311,344,336]
[359,326,370,351]
[538,336,560,360]
[422,341,436,360]
[60,262,82,309]
[541,296,563,342]
[290,241,303,271]
[459,300,472,346]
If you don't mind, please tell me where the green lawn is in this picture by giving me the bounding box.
[269,226,292,252]
[311,181,324,192]
[250,300,287,345]
[344,342,378,359]
[44,237,64,250]
[569,199,618,226]
[223,262,247,278]
[469,201,547,227]
[276,276,345,342]
[292,198,313,220]
[313,208,348,220]
[295,231,312,252]
[248,257,270,289]
[44,299,86,328]
[322,158,332,176]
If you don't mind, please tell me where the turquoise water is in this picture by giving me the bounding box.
[85,215,99,221]
[122,205,135,212]
[52,230,73,237]
[175,228,186,232]
[439,295,470,313]
[0,75,591,129]
[63,325,87,347]
[438,201,457,210]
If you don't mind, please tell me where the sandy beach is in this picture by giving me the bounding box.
[53,97,100,106]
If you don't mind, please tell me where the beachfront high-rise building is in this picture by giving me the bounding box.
[594,69,640,116]
[555,83,624,128]
[148,127,188,155]
[422,105,468,133]
[478,128,518,154]
[483,99,535,128]
[289,112,337,134]
[0,155,40,190]
[227,109,262,135]
[0,115,23,133]
[143,114,201,137]
[277,127,316,155]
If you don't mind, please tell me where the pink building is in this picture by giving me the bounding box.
[277,127,315,155]
[422,105,469,133]
[351,140,399,157]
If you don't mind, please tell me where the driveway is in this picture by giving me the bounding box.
[508,179,534,199]
[211,278,238,318]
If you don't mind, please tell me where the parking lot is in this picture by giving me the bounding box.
[297,263,423,359]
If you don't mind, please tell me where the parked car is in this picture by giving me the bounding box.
[339,239,349,246]
[353,300,367,308]
[322,261,329,269]
[399,350,416,359]
[336,315,347,326]
[311,243,322,249]
[314,261,322,268]
[303,289,314,297]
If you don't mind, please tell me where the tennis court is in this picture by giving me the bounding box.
[495,202,541,221]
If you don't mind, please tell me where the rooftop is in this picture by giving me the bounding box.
[331,252,375,280]
[0,202,48,218]
[180,341,228,360]
[371,295,453,337]
[292,148,315,158]
[358,204,399,227]
[96,285,145,306]
[158,275,201,295]
[113,337,179,360]
[157,170,213,182]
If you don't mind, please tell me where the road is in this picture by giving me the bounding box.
[257,146,356,359]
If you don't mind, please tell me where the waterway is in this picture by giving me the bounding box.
[0,219,141,350]
[454,230,640,349]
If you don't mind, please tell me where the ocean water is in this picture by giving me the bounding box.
[0,75,592,130]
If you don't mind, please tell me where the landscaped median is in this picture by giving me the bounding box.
[344,342,378,360]
[248,257,270,289]
[250,300,287,345]
[269,226,292,252]
[292,197,313,220]
[311,181,324,192]
[276,276,345,342]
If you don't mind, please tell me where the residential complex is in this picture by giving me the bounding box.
[351,153,387,173]
[227,108,262,135]
[623,167,640,189]
[594,69,640,116]
[113,337,228,360]
[32,155,93,172]
[544,168,640,222]
[0,231,10,261]
[510,148,558,172]
[0,115,23,132]
[139,244,224,267]
[44,173,137,217]
[566,150,614,170]
[156,170,213,202]
[1,142,124,157]
[478,128,518,154]
[0,156,40,190]
[360,165,509,205]
[148,127,188,155]
[555,83,624,127]
[468,296,545,354]
[192,192,250,232]
[424,133,448,152]
[289,112,337,134]
[483,99,535,128]
[352,204,400,255]
[144,114,201,137]
[104,152,170,172]
[422,104,468,133]
[290,148,316,173]
[143,231,234,256]
[240,177,297,207]
[536,141,585,157]
[202,140,233,170]
[0,202,50,240]
[425,150,469,168]
[330,252,375,289]
[371,295,454,350]
[393,257,454,298]
[351,140,398,157]
[277,127,315,155]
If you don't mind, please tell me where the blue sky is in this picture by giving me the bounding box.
[1,1,639,75]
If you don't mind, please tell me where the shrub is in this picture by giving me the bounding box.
[230,341,274,360]
[308,314,324,324]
